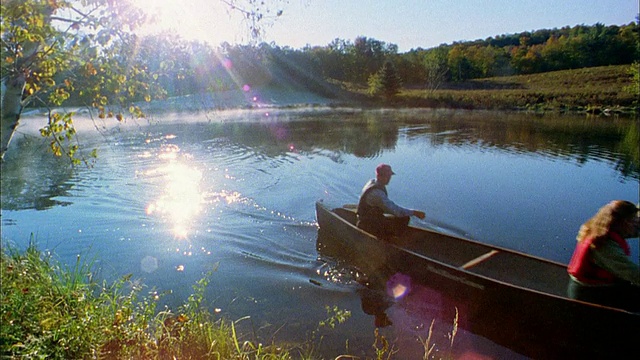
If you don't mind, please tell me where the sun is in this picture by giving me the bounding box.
[130,0,246,46]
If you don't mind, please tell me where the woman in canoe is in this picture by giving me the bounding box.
[567,200,640,311]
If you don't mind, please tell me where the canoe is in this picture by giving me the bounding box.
[315,200,639,359]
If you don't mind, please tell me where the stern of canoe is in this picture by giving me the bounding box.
[315,200,397,278]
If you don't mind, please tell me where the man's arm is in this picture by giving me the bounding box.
[367,189,417,218]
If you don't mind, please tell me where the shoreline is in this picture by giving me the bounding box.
[16,65,639,122]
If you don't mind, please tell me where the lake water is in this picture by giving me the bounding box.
[2,108,638,359]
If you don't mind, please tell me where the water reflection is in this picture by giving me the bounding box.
[2,110,637,215]
[399,111,639,178]
[0,136,74,210]
[214,110,638,178]
[142,143,203,238]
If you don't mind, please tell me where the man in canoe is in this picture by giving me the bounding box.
[567,200,640,311]
[356,163,425,238]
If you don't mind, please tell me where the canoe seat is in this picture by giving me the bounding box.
[461,250,500,270]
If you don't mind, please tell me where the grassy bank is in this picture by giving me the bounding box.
[342,65,638,114]
[0,243,298,359]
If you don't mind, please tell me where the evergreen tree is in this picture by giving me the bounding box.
[377,61,402,99]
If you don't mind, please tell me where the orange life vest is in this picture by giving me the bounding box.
[567,232,630,285]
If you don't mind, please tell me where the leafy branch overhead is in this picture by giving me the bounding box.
[1,0,158,164]
[0,0,288,164]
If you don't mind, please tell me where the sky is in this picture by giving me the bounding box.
[132,0,639,52]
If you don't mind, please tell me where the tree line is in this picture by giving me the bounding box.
[108,21,639,100]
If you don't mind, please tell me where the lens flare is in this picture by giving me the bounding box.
[140,255,158,273]
[387,272,412,299]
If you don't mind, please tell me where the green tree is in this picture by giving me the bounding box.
[349,36,397,83]
[447,45,474,81]
[624,62,639,103]
[395,48,427,85]
[540,35,573,71]
[423,46,450,91]
[368,61,402,100]
[302,41,348,81]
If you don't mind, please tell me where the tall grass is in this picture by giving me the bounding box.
[0,241,294,359]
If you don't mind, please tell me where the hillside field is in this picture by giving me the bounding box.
[363,65,638,113]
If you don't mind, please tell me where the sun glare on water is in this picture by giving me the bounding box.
[131,0,245,45]
[145,158,203,239]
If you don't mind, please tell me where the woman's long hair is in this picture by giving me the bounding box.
[576,200,638,243]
